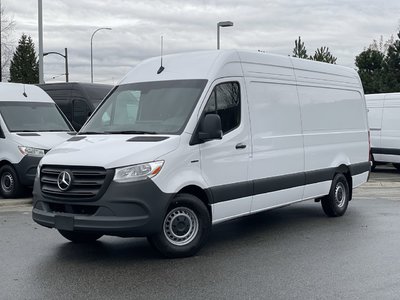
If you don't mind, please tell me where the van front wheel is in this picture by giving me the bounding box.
[0,165,22,198]
[147,194,211,258]
[321,174,350,217]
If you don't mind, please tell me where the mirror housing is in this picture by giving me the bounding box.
[198,114,223,141]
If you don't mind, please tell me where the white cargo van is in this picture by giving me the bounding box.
[32,50,370,257]
[365,92,400,170]
[0,83,75,198]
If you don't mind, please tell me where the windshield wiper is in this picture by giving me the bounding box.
[105,130,158,134]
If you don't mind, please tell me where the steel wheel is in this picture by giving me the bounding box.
[321,173,350,217]
[1,172,14,193]
[334,182,346,208]
[0,165,22,198]
[147,193,211,258]
[163,207,199,246]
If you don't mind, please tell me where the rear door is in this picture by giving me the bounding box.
[199,78,252,223]
[366,95,384,152]
[380,94,400,162]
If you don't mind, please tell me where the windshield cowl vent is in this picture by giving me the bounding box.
[127,136,169,142]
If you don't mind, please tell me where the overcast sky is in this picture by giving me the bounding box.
[4,0,400,85]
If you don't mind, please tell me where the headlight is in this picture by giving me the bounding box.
[18,146,46,157]
[113,161,164,183]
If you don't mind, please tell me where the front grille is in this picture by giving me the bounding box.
[41,165,114,201]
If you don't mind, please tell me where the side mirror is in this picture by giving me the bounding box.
[198,114,223,141]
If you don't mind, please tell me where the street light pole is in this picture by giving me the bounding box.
[38,0,44,83]
[43,48,69,82]
[64,48,69,82]
[90,27,111,83]
[217,21,233,50]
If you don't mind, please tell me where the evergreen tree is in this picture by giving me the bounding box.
[293,36,308,58]
[355,49,384,94]
[9,34,39,84]
[355,30,400,94]
[292,36,337,64]
[382,30,400,92]
[312,46,337,64]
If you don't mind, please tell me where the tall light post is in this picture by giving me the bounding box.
[43,48,69,82]
[90,27,111,83]
[217,21,233,50]
[38,0,44,83]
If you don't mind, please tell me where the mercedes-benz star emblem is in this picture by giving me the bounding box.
[57,171,72,191]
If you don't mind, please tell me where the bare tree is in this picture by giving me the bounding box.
[1,3,16,82]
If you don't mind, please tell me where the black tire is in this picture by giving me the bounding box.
[147,193,211,258]
[0,165,22,198]
[58,230,103,243]
[393,163,400,172]
[321,173,350,217]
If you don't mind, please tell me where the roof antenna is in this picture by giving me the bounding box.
[157,35,165,74]
[23,84,27,98]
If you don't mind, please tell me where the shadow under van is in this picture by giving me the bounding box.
[38,82,113,131]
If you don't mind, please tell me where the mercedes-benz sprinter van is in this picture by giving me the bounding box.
[366,92,400,170]
[0,83,74,198]
[32,50,370,257]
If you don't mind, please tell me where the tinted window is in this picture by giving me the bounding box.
[204,82,240,133]
[73,99,90,129]
[82,80,207,135]
[55,99,72,121]
[0,102,72,132]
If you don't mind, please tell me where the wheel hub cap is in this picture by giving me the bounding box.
[335,182,346,208]
[163,207,199,246]
[1,173,14,193]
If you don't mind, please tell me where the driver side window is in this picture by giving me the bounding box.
[203,82,240,134]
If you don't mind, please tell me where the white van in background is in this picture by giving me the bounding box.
[0,83,75,198]
[32,50,370,258]
[366,93,400,170]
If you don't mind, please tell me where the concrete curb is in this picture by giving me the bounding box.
[0,198,33,207]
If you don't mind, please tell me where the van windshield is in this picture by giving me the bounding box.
[80,79,207,135]
[0,102,73,132]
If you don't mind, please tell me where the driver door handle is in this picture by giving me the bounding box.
[235,143,247,149]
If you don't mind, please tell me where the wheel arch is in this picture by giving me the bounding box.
[176,185,213,217]
[0,160,12,169]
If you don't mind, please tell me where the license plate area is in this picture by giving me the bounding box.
[55,214,74,231]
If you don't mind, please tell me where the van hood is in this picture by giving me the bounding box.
[41,135,181,169]
[11,132,74,150]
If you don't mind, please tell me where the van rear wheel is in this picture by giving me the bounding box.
[321,173,350,217]
[58,230,103,243]
[147,193,211,258]
[0,165,22,198]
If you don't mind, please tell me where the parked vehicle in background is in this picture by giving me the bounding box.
[38,82,113,131]
[32,50,370,258]
[366,93,400,171]
[0,83,75,198]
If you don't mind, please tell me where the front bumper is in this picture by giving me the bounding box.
[32,176,173,237]
[13,155,42,186]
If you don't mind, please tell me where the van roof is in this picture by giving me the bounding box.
[119,50,360,89]
[0,82,54,103]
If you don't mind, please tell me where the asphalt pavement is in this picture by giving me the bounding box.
[0,165,400,299]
